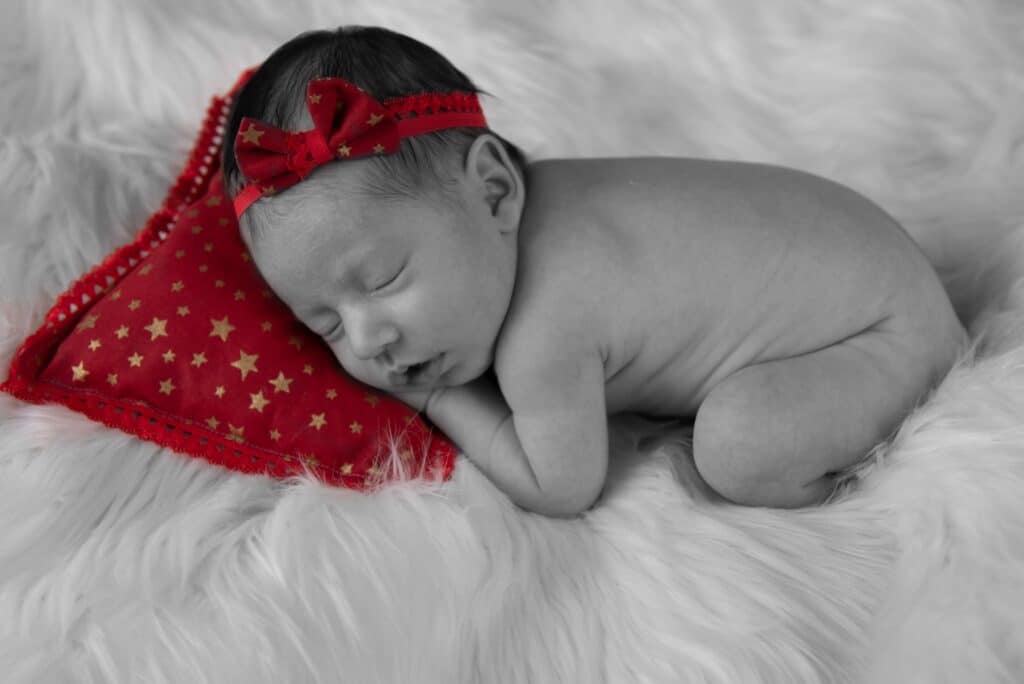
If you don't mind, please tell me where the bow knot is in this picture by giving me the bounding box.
[232,76,488,217]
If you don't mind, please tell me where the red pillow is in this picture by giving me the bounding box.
[1,68,456,489]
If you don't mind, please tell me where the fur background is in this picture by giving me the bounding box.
[2,1,1024,682]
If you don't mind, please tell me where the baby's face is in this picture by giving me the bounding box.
[242,170,518,393]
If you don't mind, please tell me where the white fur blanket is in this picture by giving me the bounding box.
[2,1,1023,682]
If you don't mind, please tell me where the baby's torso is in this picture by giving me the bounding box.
[508,157,941,417]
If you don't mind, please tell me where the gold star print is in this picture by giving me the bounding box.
[175,249,186,259]
[171,281,184,293]
[227,424,245,443]
[128,352,144,368]
[191,225,203,235]
[337,143,351,157]
[214,385,226,398]
[191,352,208,368]
[214,279,225,288]
[309,413,327,430]
[218,218,229,226]
[115,325,129,339]
[139,264,153,276]
[302,364,313,375]
[162,349,176,363]
[110,290,122,300]
[144,317,168,341]
[309,93,322,105]
[269,429,281,442]
[158,378,175,396]
[261,185,276,196]
[260,321,272,332]
[233,290,246,301]
[204,243,214,253]
[77,313,99,332]
[107,373,118,386]
[205,195,222,207]
[199,265,209,273]
[268,372,292,394]
[186,208,199,219]
[341,463,353,475]
[249,391,270,413]
[230,351,259,381]
[209,316,236,342]
[367,112,384,126]
[88,339,102,351]
[373,143,385,154]
[240,251,251,263]
[287,336,303,350]
[325,388,337,400]
[349,421,362,435]
[240,124,264,145]
[128,299,141,311]
[364,393,380,407]
[206,416,220,429]
[71,361,89,382]
[177,306,191,317]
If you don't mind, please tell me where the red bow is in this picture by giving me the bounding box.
[232,77,487,217]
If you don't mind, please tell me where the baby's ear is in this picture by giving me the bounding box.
[464,134,524,232]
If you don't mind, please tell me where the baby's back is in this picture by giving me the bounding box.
[509,157,953,417]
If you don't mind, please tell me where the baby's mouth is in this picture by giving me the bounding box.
[388,354,444,387]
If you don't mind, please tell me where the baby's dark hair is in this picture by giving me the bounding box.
[222,26,527,237]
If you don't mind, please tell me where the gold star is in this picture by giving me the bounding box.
[240,251,251,263]
[143,317,168,341]
[186,208,199,219]
[230,350,259,381]
[139,263,153,275]
[214,385,226,398]
[325,388,337,400]
[302,364,313,375]
[261,185,276,196]
[198,264,209,273]
[287,336,303,350]
[367,112,384,126]
[128,352,144,368]
[171,281,184,293]
[191,352,208,368]
[364,393,380,407]
[128,299,141,311]
[309,413,327,430]
[268,371,293,394]
[337,143,352,157]
[240,124,264,145]
[349,421,362,435]
[115,325,129,339]
[77,313,100,332]
[87,339,102,351]
[260,321,272,332]
[269,429,281,442]
[373,143,385,154]
[107,373,118,386]
[158,378,175,396]
[227,424,245,443]
[214,279,225,288]
[110,289,123,300]
[175,249,186,259]
[206,416,220,430]
[219,218,229,226]
[71,361,89,382]
[249,391,270,413]
[204,243,214,253]
[205,195,222,207]
[177,306,191,317]
[341,463,353,475]
[309,93,322,105]
[233,289,246,301]
[162,349,176,363]
[191,225,203,235]
[209,316,236,342]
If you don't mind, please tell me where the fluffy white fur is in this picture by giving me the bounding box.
[2,1,1023,682]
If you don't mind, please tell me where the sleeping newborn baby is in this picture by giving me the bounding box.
[223,26,967,517]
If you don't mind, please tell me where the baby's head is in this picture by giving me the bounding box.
[222,26,528,392]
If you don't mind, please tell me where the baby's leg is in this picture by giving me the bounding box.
[692,316,964,508]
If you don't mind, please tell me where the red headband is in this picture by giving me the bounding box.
[232,76,488,217]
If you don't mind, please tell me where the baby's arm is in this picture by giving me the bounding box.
[420,348,608,518]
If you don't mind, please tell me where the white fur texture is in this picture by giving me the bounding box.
[2,1,1023,682]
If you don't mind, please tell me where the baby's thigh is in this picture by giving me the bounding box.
[693,315,956,506]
